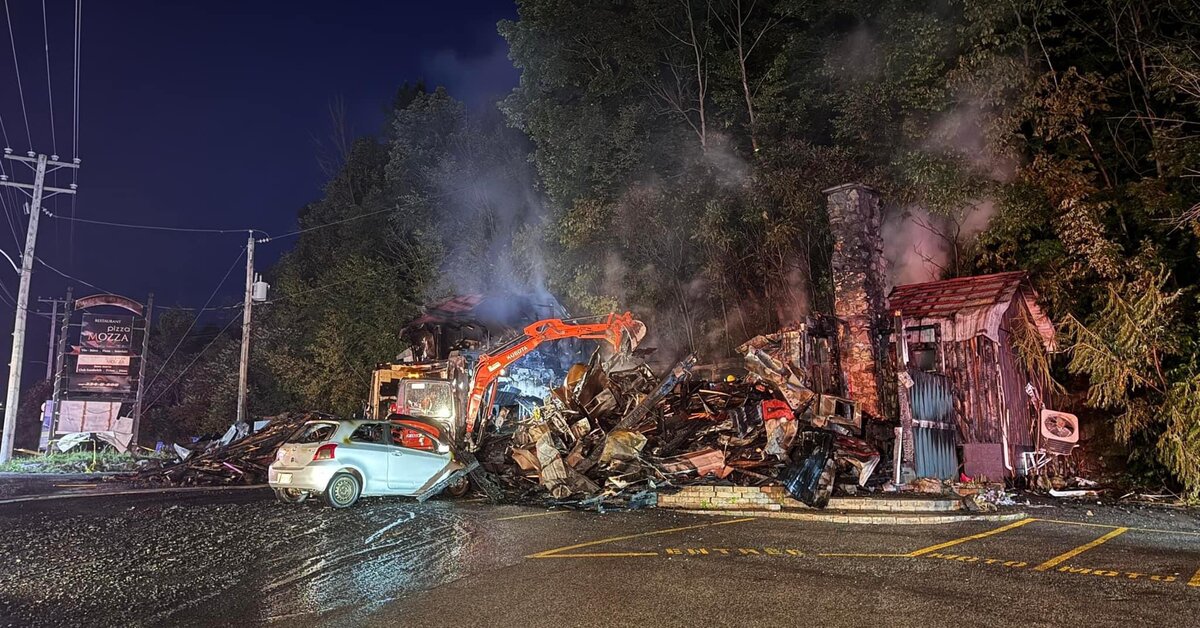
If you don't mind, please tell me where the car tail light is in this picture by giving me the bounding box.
[313,444,337,461]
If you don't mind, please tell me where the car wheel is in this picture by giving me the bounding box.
[444,476,470,498]
[323,472,361,508]
[275,488,308,504]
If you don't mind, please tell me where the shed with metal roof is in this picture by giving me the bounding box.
[888,271,1056,481]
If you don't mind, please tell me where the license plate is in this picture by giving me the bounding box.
[277,473,292,485]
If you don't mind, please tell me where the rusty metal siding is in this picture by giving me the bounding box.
[997,299,1039,467]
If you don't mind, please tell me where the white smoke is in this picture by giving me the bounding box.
[883,200,998,286]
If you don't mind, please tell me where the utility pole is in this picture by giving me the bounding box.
[0,150,79,463]
[236,234,254,426]
[38,296,68,381]
[131,293,153,449]
[49,289,72,444]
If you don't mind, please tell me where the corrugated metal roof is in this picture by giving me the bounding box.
[888,271,1027,319]
[888,271,1055,349]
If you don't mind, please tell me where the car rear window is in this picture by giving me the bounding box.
[288,422,338,444]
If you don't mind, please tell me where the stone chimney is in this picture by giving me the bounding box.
[823,183,889,419]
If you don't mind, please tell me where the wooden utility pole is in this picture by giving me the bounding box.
[49,289,72,443]
[0,150,79,463]
[131,294,153,449]
[38,296,68,380]
[236,234,254,425]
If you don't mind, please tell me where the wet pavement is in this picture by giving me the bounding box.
[0,487,1198,627]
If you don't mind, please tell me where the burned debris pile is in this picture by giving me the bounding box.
[130,412,318,486]
[475,332,881,509]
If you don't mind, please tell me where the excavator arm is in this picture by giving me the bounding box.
[462,312,645,449]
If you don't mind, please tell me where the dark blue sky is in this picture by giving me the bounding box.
[0,0,519,381]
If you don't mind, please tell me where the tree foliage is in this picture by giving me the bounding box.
[502,0,1200,490]
[142,0,1200,492]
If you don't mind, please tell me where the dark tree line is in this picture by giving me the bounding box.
[136,1,1200,493]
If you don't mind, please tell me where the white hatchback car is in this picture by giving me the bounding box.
[269,417,466,508]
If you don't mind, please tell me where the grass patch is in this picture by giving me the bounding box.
[0,449,144,474]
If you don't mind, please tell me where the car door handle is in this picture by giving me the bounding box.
[390,451,404,456]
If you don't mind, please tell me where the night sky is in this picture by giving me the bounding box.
[0,0,519,385]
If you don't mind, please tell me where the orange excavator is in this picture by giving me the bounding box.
[367,312,645,501]
[368,312,646,452]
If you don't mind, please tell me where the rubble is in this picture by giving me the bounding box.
[129,412,316,485]
[474,337,883,510]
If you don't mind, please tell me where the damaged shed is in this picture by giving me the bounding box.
[888,271,1056,480]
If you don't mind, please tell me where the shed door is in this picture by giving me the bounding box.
[909,370,958,480]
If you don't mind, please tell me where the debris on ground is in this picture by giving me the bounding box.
[128,413,316,485]
[473,338,881,510]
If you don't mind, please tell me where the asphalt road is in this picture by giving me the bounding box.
[0,487,1197,627]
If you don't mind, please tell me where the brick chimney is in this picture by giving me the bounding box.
[823,183,889,419]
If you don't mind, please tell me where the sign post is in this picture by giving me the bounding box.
[49,294,150,451]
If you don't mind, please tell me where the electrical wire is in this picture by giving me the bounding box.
[71,0,79,161]
[142,247,246,393]
[0,273,15,304]
[0,186,23,251]
[69,0,80,262]
[143,311,243,412]
[158,302,244,313]
[3,0,32,148]
[39,0,56,155]
[47,213,265,236]
[255,205,395,243]
[0,113,25,248]
[35,253,108,292]
[35,252,254,315]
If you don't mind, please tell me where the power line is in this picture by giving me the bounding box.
[47,213,266,236]
[3,0,32,148]
[0,194,21,251]
[35,251,250,313]
[39,0,56,155]
[255,204,395,244]
[71,0,79,161]
[0,274,14,305]
[143,310,242,412]
[69,0,81,264]
[143,247,246,393]
[0,119,24,247]
[158,302,243,313]
[35,254,107,293]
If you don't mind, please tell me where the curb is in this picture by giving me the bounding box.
[0,472,134,479]
[674,508,1029,525]
[0,484,267,505]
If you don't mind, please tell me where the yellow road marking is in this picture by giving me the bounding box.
[1033,527,1129,572]
[906,518,1036,557]
[1035,518,1200,537]
[493,511,571,521]
[818,553,910,558]
[533,551,660,558]
[527,517,754,559]
[1188,566,1200,588]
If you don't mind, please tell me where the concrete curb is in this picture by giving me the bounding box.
[674,508,1029,525]
[0,484,266,505]
[0,472,134,479]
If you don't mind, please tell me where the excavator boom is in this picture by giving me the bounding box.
[462,312,645,447]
